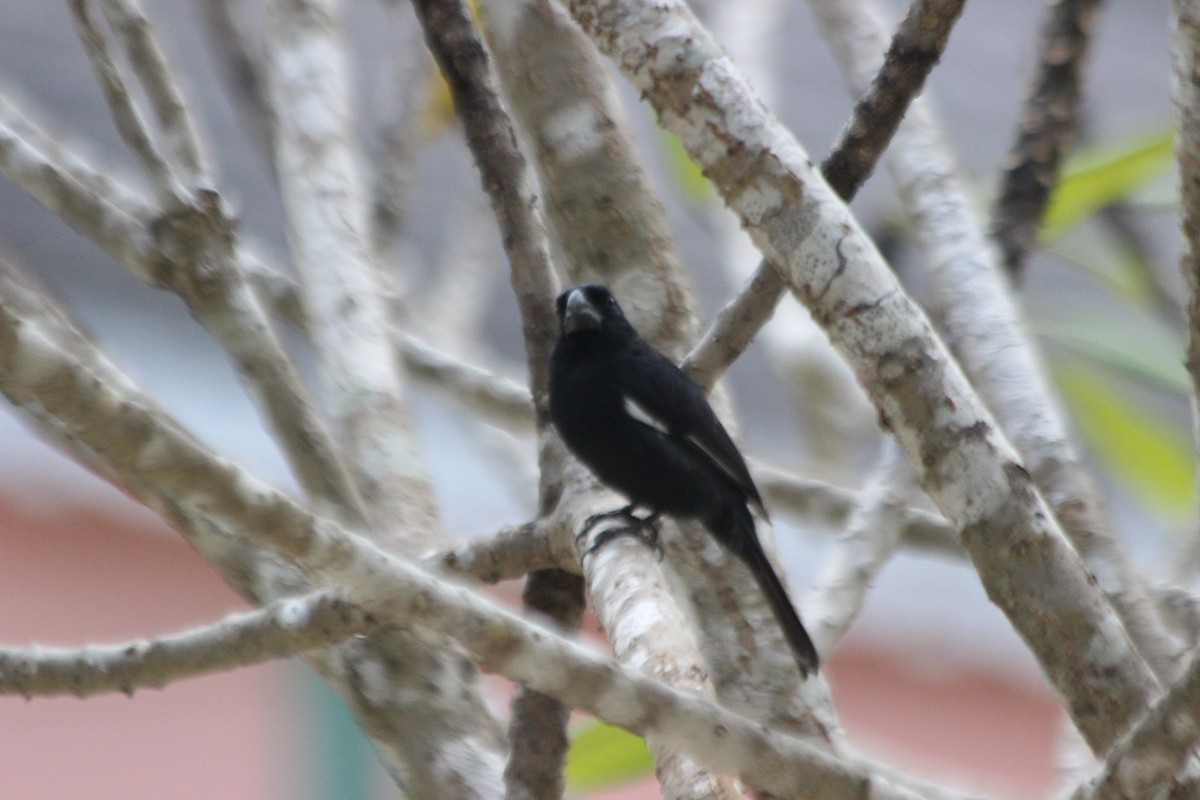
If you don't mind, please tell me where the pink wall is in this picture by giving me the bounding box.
[1,497,286,800]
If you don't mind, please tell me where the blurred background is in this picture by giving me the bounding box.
[0,0,1185,797]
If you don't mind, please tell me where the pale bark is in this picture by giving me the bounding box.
[563,0,1159,753]
[808,0,1179,685]
[0,258,960,800]
[0,593,371,698]
[0,258,507,797]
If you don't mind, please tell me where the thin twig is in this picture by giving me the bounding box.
[566,0,1158,754]
[0,593,372,699]
[100,0,210,187]
[503,569,586,800]
[802,441,925,655]
[990,0,1103,279]
[810,0,1180,685]
[410,0,560,410]
[268,0,440,544]
[0,93,156,276]
[197,0,277,169]
[753,463,960,559]
[682,0,966,391]
[67,0,183,205]
[1069,642,1200,800]
[433,520,566,581]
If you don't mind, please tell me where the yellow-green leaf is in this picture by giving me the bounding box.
[1043,127,1174,237]
[659,129,714,204]
[564,720,654,793]
[1053,363,1195,523]
[1036,314,1188,395]
[1046,227,1160,309]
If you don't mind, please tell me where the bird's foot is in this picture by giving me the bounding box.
[580,505,640,535]
[579,509,663,561]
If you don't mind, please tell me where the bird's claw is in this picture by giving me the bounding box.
[578,509,664,561]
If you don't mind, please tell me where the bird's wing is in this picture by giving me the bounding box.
[620,347,766,516]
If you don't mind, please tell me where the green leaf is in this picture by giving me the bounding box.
[1052,363,1195,523]
[659,129,715,204]
[1035,314,1188,395]
[1045,226,1160,308]
[1043,127,1175,237]
[564,720,654,793]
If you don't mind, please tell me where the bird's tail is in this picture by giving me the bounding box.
[719,503,820,677]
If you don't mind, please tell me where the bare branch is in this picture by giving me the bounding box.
[809,0,1180,685]
[559,466,746,798]
[268,0,441,544]
[433,520,568,582]
[820,0,967,194]
[991,0,1102,279]
[503,569,586,800]
[410,0,560,409]
[99,0,211,187]
[0,92,156,275]
[398,330,537,432]
[1069,643,1200,800]
[67,0,183,204]
[0,93,367,521]
[682,264,787,391]
[802,441,925,655]
[0,592,372,699]
[682,0,966,391]
[564,0,1159,753]
[0,257,506,798]
[239,251,542,432]
[754,463,960,560]
[197,0,277,169]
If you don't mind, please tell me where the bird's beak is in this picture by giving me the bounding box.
[562,289,602,334]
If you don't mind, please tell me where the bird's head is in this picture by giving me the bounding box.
[555,284,629,337]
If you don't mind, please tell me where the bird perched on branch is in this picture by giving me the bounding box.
[549,284,819,677]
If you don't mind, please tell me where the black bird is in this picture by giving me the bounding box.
[549,284,820,677]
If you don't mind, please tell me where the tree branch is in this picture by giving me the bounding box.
[410,0,559,409]
[0,592,372,699]
[503,568,586,800]
[681,0,966,391]
[0,255,506,798]
[1069,643,1200,800]
[0,254,956,800]
[268,0,442,543]
[563,0,1159,753]
[98,0,210,188]
[196,0,276,167]
[990,0,1102,279]
[802,441,924,656]
[0,91,157,275]
[433,520,568,581]
[67,0,184,204]
[809,0,1179,685]
[754,463,960,560]
[0,83,369,524]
